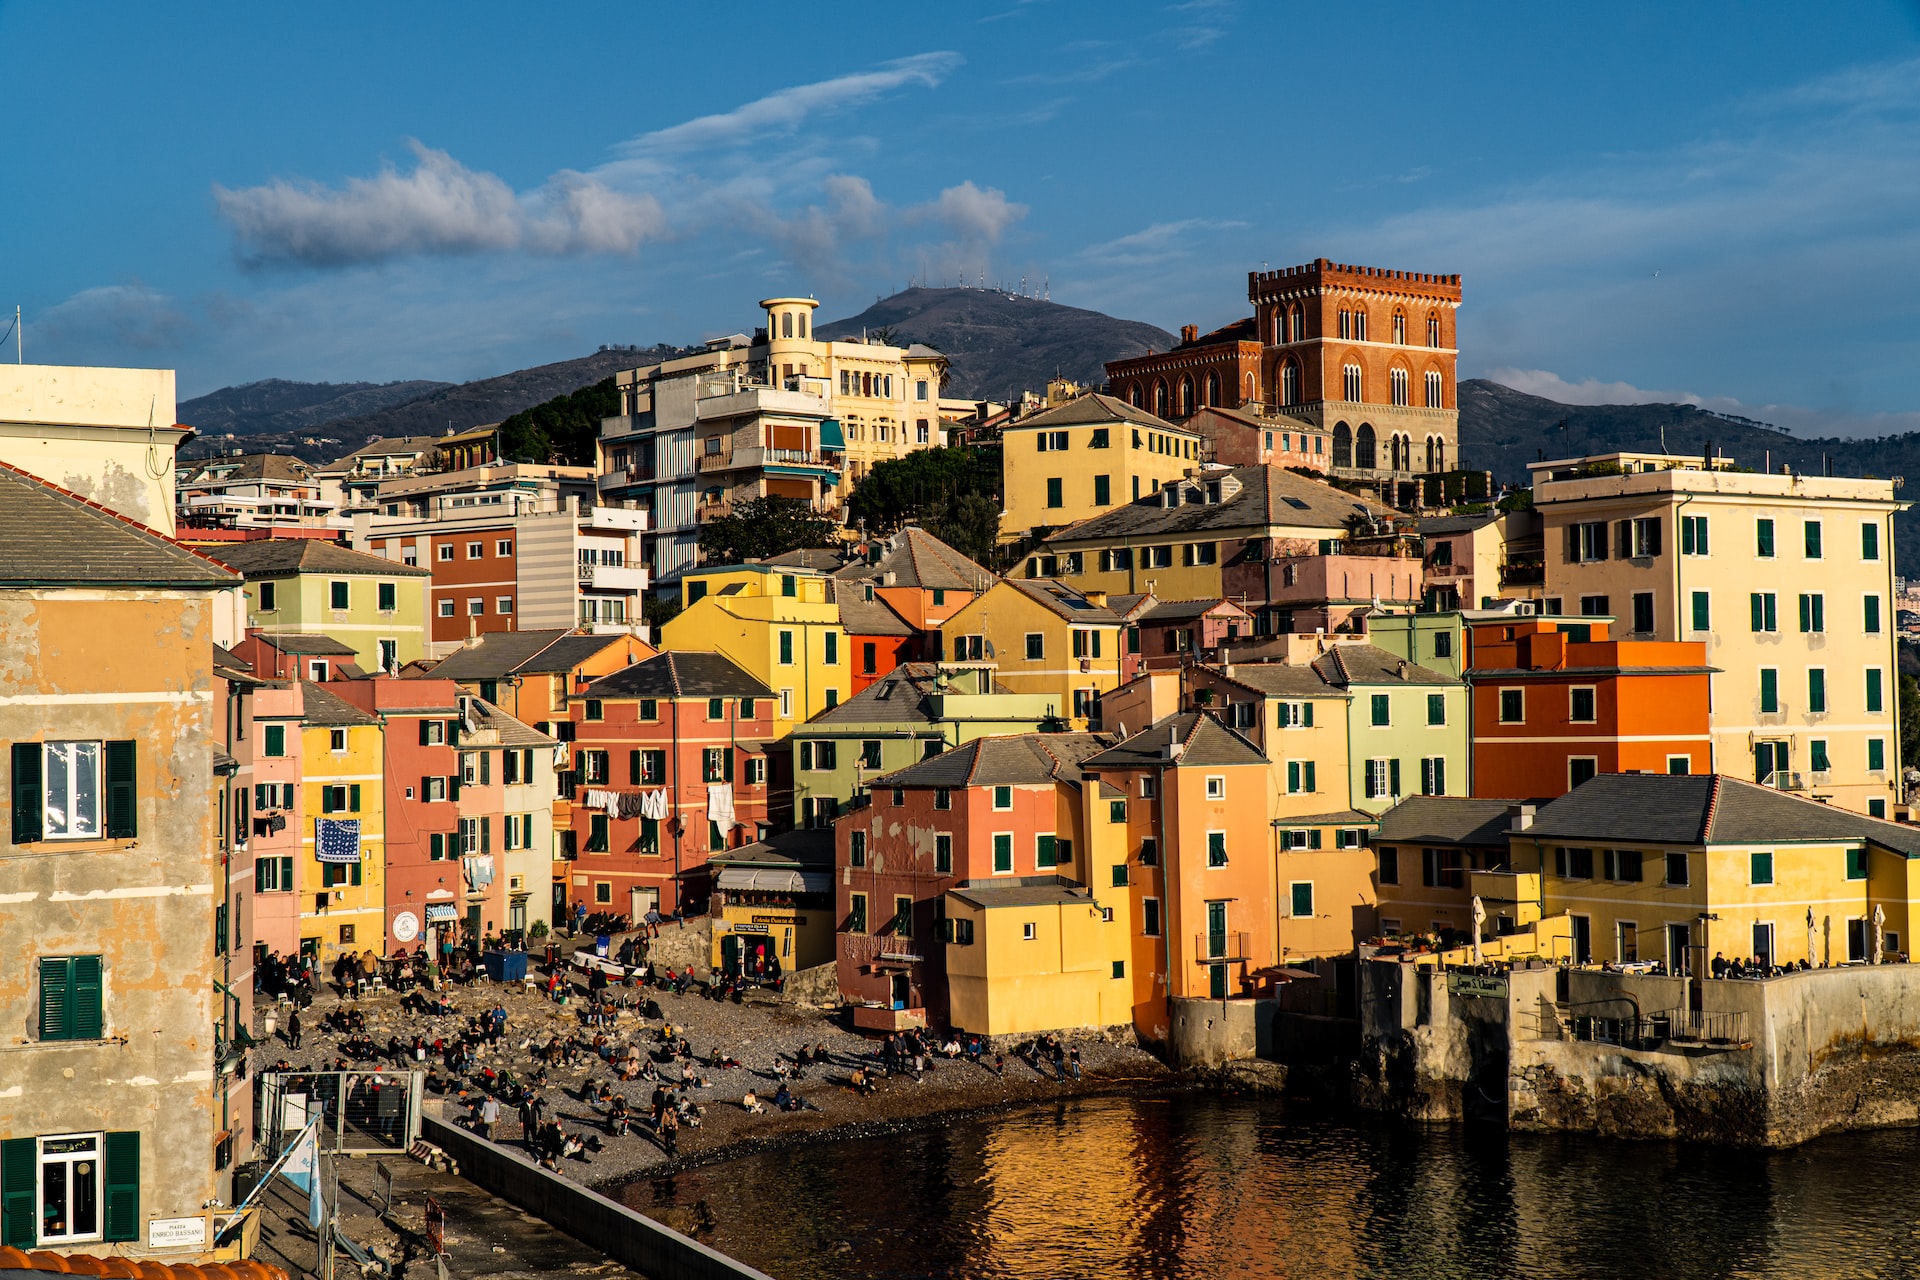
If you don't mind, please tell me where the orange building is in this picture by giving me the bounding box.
[1467,616,1713,799]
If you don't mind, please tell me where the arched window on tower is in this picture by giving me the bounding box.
[1426,313,1441,347]
[1353,309,1368,341]
[1289,305,1303,343]
[1178,376,1194,417]
[1354,424,1376,470]
[1390,368,1410,406]
[1338,309,1351,340]
[1128,383,1143,408]
[1280,360,1300,407]
[1204,372,1219,406]
[1426,436,1441,472]
[1392,311,1406,345]
[1152,380,1168,418]
[1333,423,1353,468]
[799,311,809,339]
[1343,364,1363,402]
[781,313,793,338]
[1245,371,1256,402]
[1425,370,1444,408]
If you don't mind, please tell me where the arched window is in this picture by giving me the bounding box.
[781,313,793,339]
[1152,380,1168,418]
[1425,370,1444,408]
[1426,313,1441,347]
[1354,424,1376,470]
[1128,382,1143,408]
[1333,422,1353,468]
[799,312,809,339]
[1431,438,1446,472]
[1390,367,1410,406]
[1338,309,1351,340]
[1353,309,1368,341]
[1392,311,1406,345]
[1288,305,1302,343]
[1245,371,1256,401]
[1280,359,1300,407]
[1343,364,1363,402]
[1273,311,1286,344]
[1178,375,1194,416]
[1204,372,1219,406]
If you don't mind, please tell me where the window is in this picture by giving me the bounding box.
[1420,757,1446,795]
[1871,800,1889,820]
[438,600,455,618]
[1571,521,1609,562]
[1868,668,1886,713]
[1681,515,1709,555]
[1555,847,1595,879]
[15,741,136,843]
[1342,364,1362,401]
[1811,739,1831,772]
[702,748,733,783]
[1110,799,1126,823]
[467,598,483,616]
[1390,368,1409,406]
[437,543,455,562]
[1290,882,1314,918]
[824,632,839,666]
[1579,595,1609,618]
[1809,669,1827,714]
[1750,593,1779,633]
[1866,595,1883,635]
[329,728,348,754]
[1205,775,1225,800]
[1632,592,1655,633]
[1142,898,1163,937]
[1846,846,1869,881]
[38,955,103,1041]
[1045,478,1063,509]
[1278,701,1314,728]
[1037,834,1058,868]
[1022,922,1037,941]
[1364,758,1397,799]
[259,582,277,612]
[1665,852,1689,886]
[584,699,604,722]
[1630,517,1662,558]
[1750,851,1774,885]
[586,814,609,853]
[848,893,867,934]
[1569,757,1598,788]
[255,855,294,892]
[1804,521,1823,559]
[993,834,1013,873]
[376,581,397,613]
[1870,738,1887,772]
[1756,518,1775,558]
[1207,831,1227,867]
[496,596,513,615]
[779,631,795,665]
[1424,370,1443,408]
[1602,849,1643,882]
[744,756,766,786]
[1798,594,1825,634]
[1094,475,1111,506]
[935,834,953,874]
[323,580,347,611]
[1139,837,1159,866]
[934,787,952,810]
[1499,689,1524,724]
[993,785,1012,810]
[1025,633,1044,661]
[1759,669,1778,714]
[849,831,867,868]
[891,896,914,938]
[1285,760,1317,794]
[1864,522,1881,561]
[1370,693,1390,727]
[1569,687,1596,723]
[1690,591,1710,632]
[1140,776,1155,798]
[1378,847,1400,884]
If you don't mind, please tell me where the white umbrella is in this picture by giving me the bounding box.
[1873,904,1886,965]
[1470,895,1486,965]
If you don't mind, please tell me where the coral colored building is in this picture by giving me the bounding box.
[248,681,308,957]
[1467,616,1713,800]
[568,652,779,921]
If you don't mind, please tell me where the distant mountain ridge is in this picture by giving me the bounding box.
[182,378,452,440]
[817,286,1175,401]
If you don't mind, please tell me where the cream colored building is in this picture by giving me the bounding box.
[0,363,188,533]
[1535,451,1904,817]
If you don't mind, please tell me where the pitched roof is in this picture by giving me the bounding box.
[426,630,573,680]
[1279,809,1378,826]
[1139,597,1251,623]
[874,732,1114,789]
[1045,465,1389,546]
[319,435,437,470]
[1083,711,1267,770]
[948,876,1098,910]
[1203,661,1343,699]
[759,547,847,572]
[709,826,834,869]
[468,697,556,748]
[259,633,358,657]
[1373,797,1522,847]
[1312,643,1456,687]
[299,680,380,727]
[582,651,772,700]
[513,633,633,674]
[1006,578,1123,624]
[1106,592,1157,620]
[806,662,1011,728]
[831,580,915,638]
[1418,511,1505,535]
[208,538,430,578]
[1527,774,1920,852]
[1008,392,1185,434]
[181,453,315,484]
[0,461,241,589]
[834,526,995,593]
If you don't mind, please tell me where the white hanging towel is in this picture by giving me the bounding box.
[641,788,670,820]
[707,782,736,832]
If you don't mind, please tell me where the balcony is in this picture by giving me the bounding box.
[852,1004,927,1032]
[696,451,736,473]
[695,385,831,421]
[1194,931,1251,964]
[597,467,655,492]
[583,504,648,532]
[578,562,649,592]
[1499,560,1546,587]
[698,446,839,473]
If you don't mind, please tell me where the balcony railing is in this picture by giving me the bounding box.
[1499,560,1546,587]
[1195,931,1251,964]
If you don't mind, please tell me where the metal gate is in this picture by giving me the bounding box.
[257,1070,423,1155]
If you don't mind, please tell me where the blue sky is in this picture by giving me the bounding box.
[6,1,1920,436]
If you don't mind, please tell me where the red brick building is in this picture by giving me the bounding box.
[567,652,780,920]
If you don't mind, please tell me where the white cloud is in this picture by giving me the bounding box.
[918,181,1027,244]
[1482,367,1708,408]
[1480,368,1920,441]
[1078,218,1247,268]
[38,283,191,352]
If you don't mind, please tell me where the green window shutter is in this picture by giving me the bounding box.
[1760,669,1778,713]
[1750,594,1763,631]
[1302,701,1313,727]
[1304,761,1316,792]
[481,817,491,855]
[780,632,794,664]
[450,773,461,801]
[0,1138,34,1248]
[1868,670,1885,713]
[1798,595,1811,633]
[1287,761,1300,793]
[629,750,641,785]
[825,632,838,665]
[1037,835,1056,867]
[321,787,335,814]
[429,832,443,860]
[102,1130,139,1242]
[993,834,1012,872]
[480,752,491,786]
[11,743,41,844]
[1389,759,1402,795]
[349,783,361,812]
[419,719,431,746]
[39,956,71,1040]
[264,724,284,757]
[350,861,362,887]
[71,955,102,1039]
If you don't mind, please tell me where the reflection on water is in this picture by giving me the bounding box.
[624,1093,1920,1279]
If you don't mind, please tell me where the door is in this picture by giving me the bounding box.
[1207,901,1229,998]
[1848,917,1869,963]
[720,934,739,978]
[1667,923,1691,974]
[465,905,481,948]
[890,973,910,1011]
[1754,741,1787,784]
[631,887,658,921]
[1616,921,1637,964]
[1753,922,1774,967]
[1570,915,1592,964]
[37,1134,101,1244]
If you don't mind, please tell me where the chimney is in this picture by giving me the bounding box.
[1181,324,1198,345]
[1509,803,1536,831]
[1085,590,1108,608]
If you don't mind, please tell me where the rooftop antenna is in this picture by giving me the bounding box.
[12,305,18,363]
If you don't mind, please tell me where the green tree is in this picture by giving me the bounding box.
[496,377,622,466]
[847,446,998,531]
[698,496,837,565]
[923,492,1002,568]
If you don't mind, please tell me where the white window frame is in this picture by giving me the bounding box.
[41,741,102,840]
[467,598,484,616]
[1498,687,1525,724]
[438,599,456,618]
[1204,775,1225,800]
[36,1131,106,1244]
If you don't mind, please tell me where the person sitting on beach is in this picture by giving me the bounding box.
[607,1094,631,1136]
[680,1061,706,1089]
[940,1038,962,1059]
[742,1089,766,1115]
[708,1046,741,1070]
[676,1095,705,1128]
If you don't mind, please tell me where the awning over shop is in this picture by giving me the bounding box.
[819,418,845,450]
[424,904,458,923]
[715,866,833,895]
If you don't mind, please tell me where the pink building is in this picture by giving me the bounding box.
[248,681,308,957]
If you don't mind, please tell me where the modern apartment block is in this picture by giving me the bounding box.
[352,463,649,656]
[175,453,341,531]
[598,297,948,591]
[1534,451,1905,816]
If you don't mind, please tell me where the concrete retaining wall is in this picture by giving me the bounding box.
[422,1114,771,1280]
[781,961,839,1009]
[1167,996,1258,1069]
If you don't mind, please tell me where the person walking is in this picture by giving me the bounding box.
[287,1008,303,1050]
[479,1094,500,1141]
[659,1104,680,1157]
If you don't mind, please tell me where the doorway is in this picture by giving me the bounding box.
[1667,923,1690,974]
[1755,741,1789,785]
[890,972,910,1011]
[631,886,658,923]
[1848,917,1869,963]
[1570,915,1592,964]
[1752,922,1774,967]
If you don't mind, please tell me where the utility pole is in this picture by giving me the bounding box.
[14,306,20,363]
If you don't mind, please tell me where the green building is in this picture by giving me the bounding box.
[1310,641,1469,815]
[791,662,1063,826]
[207,538,431,673]
[1361,609,1466,681]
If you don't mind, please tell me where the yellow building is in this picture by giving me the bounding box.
[1185,661,1352,820]
[1506,773,1920,969]
[1000,393,1200,539]
[297,681,387,963]
[940,579,1125,727]
[1534,451,1905,816]
[664,563,850,729]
